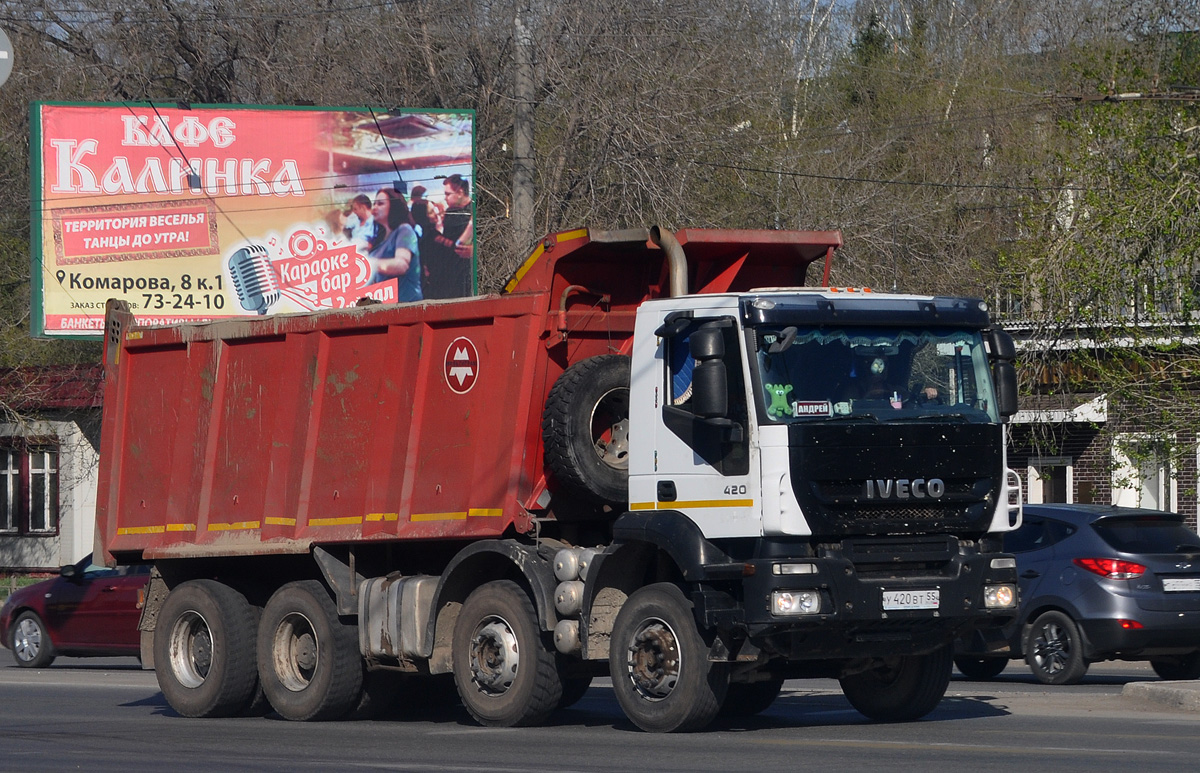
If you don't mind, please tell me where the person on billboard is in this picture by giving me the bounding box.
[410,185,444,223]
[345,194,385,251]
[438,174,474,297]
[411,198,469,300]
[368,188,422,303]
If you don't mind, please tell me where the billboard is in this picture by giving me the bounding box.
[31,103,476,338]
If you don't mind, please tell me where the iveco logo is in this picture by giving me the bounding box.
[865,478,946,500]
[1178,562,1193,570]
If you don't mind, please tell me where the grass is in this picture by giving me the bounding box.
[0,576,46,604]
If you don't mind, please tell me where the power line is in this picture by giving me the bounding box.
[685,159,1080,193]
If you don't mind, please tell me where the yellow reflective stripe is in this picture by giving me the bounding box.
[630,499,755,510]
[208,521,261,531]
[467,508,503,517]
[309,516,363,527]
[365,513,399,522]
[117,523,197,535]
[557,229,588,243]
[503,229,589,292]
[504,243,546,293]
[411,511,468,522]
[117,525,164,535]
[265,517,296,526]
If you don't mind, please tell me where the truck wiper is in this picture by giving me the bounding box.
[823,413,880,423]
[887,413,971,423]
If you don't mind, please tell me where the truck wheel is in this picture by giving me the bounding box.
[609,583,729,733]
[953,655,1009,680]
[839,645,952,722]
[1151,652,1200,681]
[1024,610,1088,685]
[558,676,593,709]
[719,678,784,718]
[154,580,260,718]
[542,355,631,505]
[257,580,363,721]
[10,611,56,668]
[452,580,562,727]
[345,667,402,720]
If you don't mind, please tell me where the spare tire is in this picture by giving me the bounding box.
[542,355,631,505]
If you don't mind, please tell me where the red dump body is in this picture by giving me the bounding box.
[96,227,840,563]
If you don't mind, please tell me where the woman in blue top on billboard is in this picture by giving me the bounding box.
[367,188,422,302]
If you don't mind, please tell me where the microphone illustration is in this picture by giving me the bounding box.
[228,244,281,315]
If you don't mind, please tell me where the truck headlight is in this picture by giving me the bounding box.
[984,584,1017,609]
[772,590,821,616]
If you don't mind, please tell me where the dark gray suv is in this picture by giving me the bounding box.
[955,504,1200,684]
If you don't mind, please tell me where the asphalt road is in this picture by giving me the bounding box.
[2,657,1198,772]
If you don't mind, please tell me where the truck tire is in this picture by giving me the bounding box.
[839,645,952,722]
[542,355,631,505]
[558,676,593,709]
[256,580,363,721]
[1024,610,1088,685]
[953,655,1009,680]
[154,580,260,718]
[719,678,784,718]
[609,583,729,733]
[452,580,562,727]
[345,667,402,720]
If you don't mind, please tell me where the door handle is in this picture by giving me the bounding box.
[657,480,677,502]
[1020,570,1040,579]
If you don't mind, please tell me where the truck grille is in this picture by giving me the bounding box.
[841,506,948,521]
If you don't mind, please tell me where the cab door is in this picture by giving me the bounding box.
[649,315,759,539]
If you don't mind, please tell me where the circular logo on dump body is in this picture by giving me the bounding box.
[444,337,479,394]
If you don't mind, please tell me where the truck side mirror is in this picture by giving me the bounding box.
[993,360,1019,418]
[689,327,725,360]
[692,360,728,418]
[988,329,1016,360]
[689,326,728,418]
[986,328,1018,419]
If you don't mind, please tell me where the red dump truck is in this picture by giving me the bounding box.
[97,226,1021,732]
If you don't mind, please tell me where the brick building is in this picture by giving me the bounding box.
[1007,391,1200,530]
[0,365,103,571]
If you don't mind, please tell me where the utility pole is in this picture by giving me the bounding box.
[512,5,535,254]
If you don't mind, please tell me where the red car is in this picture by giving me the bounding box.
[0,553,150,667]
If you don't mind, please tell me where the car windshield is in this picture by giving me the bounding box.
[1092,516,1200,554]
[754,326,999,423]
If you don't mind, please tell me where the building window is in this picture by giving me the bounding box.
[1112,434,1174,511]
[0,445,60,535]
[1028,457,1072,504]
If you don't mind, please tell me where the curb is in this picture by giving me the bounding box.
[1122,681,1200,711]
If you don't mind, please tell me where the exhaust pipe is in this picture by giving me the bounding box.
[649,226,688,298]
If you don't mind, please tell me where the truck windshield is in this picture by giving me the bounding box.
[754,326,999,423]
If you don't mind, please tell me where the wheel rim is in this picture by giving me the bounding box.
[625,617,680,702]
[1032,622,1070,675]
[272,612,320,692]
[13,618,43,663]
[467,615,520,696]
[590,387,630,471]
[167,610,214,688]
